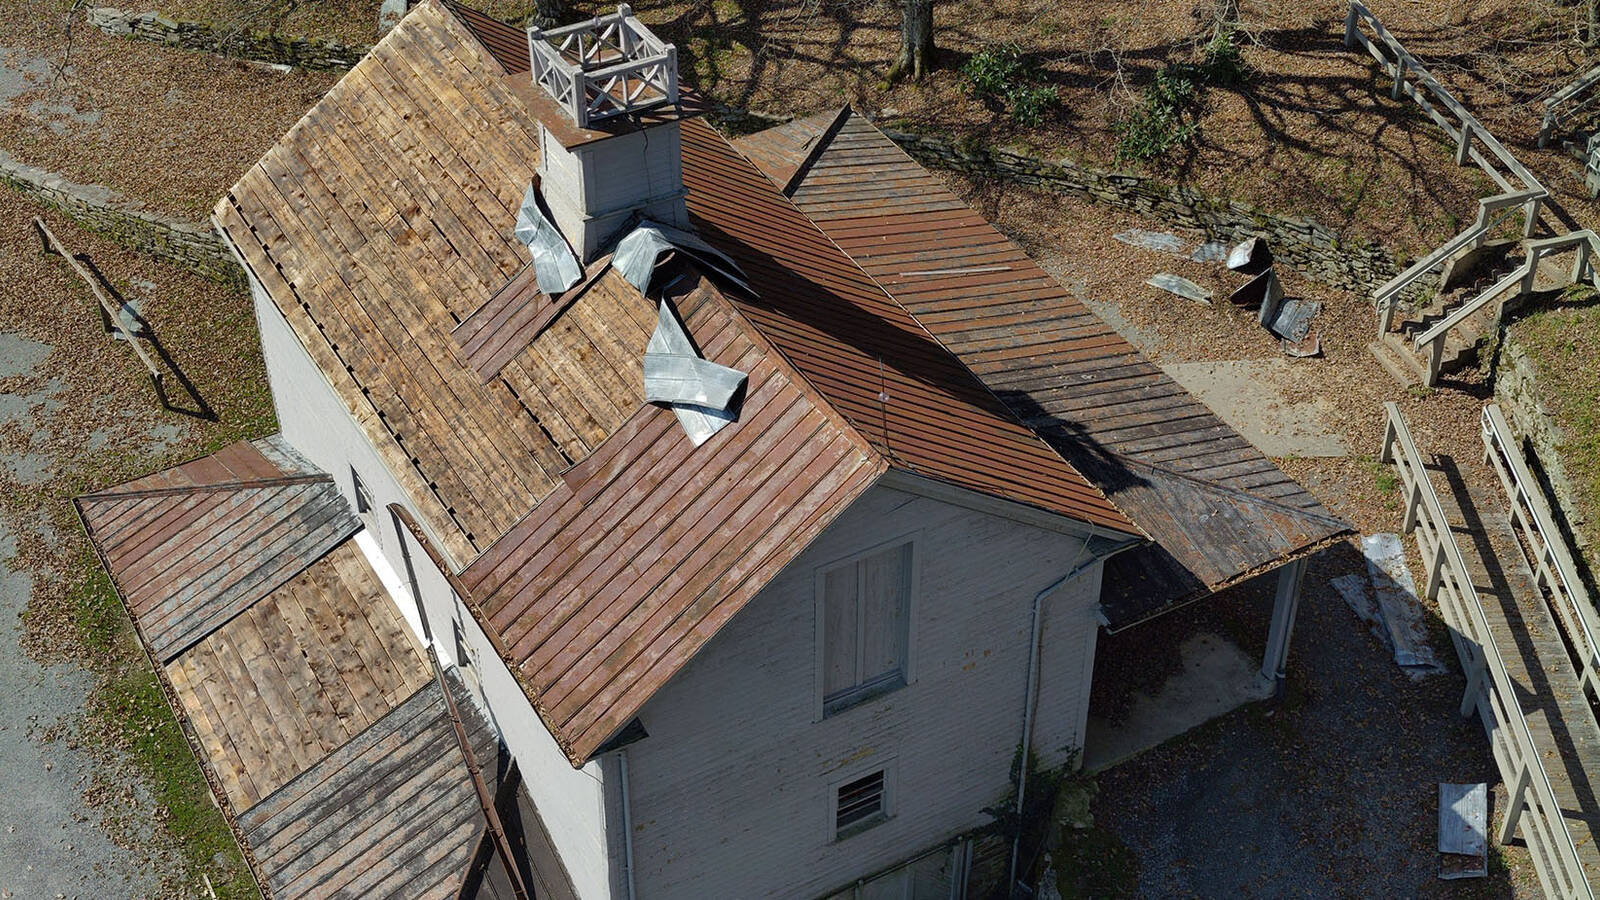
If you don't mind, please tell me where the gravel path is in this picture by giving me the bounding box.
[0,335,159,900]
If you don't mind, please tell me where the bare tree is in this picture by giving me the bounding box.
[887,0,934,81]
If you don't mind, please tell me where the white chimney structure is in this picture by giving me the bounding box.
[526,6,690,262]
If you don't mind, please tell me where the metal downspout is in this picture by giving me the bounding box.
[619,750,637,900]
[1007,548,1104,888]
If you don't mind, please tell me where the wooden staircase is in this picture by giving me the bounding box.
[1372,233,1600,387]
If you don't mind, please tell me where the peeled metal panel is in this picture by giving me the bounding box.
[515,183,582,295]
[614,220,750,295]
[643,299,747,445]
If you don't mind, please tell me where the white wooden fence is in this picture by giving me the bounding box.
[1481,403,1600,712]
[1381,403,1593,900]
[1346,3,1549,334]
[1407,231,1600,386]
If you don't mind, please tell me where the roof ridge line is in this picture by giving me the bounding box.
[80,472,333,503]
[780,105,852,197]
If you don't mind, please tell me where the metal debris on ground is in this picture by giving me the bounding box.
[1191,240,1230,263]
[1113,228,1187,255]
[1280,332,1322,358]
[1438,783,1487,880]
[643,300,747,446]
[1267,298,1321,343]
[1229,267,1282,308]
[1227,236,1273,273]
[1146,273,1211,304]
[514,184,582,294]
[1362,533,1444,678]
[1332,573,1387,644]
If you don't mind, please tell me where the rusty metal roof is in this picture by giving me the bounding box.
[462,275,883,764]
[76,436,360,660]
[735,109,1352,627]
[678,116,1138,535]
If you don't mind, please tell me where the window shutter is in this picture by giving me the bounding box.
[822,565,859,699]
[860,544,910,684]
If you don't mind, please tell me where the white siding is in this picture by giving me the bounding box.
[621,485,1105,899]
[249,276,617,900]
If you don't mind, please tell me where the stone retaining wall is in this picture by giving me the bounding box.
[881,130,1407,296]
[0,149,240,284]
[1496,335,1593,559]
[86,7,368,70]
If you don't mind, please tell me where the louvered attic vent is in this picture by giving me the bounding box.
[835,769,887,838]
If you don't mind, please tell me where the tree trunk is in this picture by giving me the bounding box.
[1587,0,1599,49]
[887,0,934,82]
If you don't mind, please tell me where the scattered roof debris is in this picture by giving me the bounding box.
[1227,236,1273,274]
[1280,332,1323,358]
[1146,273,1211,304]
[1265,297,1320,343]
[614,220,750,295]
[1361,533,1444,678]
[1114,228,1187,255]
[1191,240,1230,263]
[515,183,582,294]
[643,299,747,445]
[1439,783,1488,880]
[1229,267,1282,308]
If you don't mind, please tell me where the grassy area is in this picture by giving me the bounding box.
[1,190,276,896]
[71,565,260,899]
[1507,295,1600,555]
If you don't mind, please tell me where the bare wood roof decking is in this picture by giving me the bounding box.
[76,436,360,660]
[79,441,539,898]
[166,540,433,809]
[734,109,1353,626]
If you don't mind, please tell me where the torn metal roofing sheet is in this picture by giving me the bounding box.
[643,298,748,445]
[75,435,361,660]
[613,219,750,294]
[516,183,583,294]
[735,108,1352,627]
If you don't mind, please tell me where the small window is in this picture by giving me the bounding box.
[835,769,887,839]
[821,541,913,715]
[351,466,372,515]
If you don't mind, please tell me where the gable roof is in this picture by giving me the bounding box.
[735,109,1353,627]
[215,1,1140,764]
[76,436,360,660]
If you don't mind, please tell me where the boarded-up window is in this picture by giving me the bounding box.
[821,541,912,715]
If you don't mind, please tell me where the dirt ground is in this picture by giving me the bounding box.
[949,171,1547,895]
[0,188,273,898]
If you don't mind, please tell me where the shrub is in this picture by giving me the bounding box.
[1113,31,1247,162]
[1114,67,1199,162]
[962,44,1058,127]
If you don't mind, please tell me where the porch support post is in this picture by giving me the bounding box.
[1258,557,1310,691]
